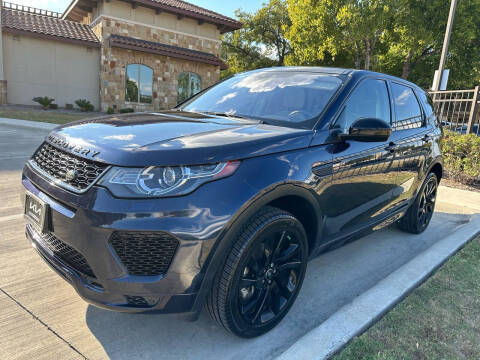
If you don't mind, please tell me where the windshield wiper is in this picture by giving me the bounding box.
[196,111,247,119]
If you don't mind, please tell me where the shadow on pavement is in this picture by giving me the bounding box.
[85,211,473,360]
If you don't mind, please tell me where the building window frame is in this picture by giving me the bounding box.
[125,64,154,104]
[177,72,202,104]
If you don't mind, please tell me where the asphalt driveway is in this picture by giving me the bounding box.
[0,122,479,360]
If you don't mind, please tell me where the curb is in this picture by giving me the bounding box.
[276,214,480,360]
[0,118,58,130]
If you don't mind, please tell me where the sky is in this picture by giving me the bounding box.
[10,0,263,18]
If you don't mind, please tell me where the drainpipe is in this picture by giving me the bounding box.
[0,2,7,104]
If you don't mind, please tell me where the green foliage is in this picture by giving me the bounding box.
[119,108,134,113]
[75,99,94,112]
[107,107,115,115]
[49,103,58,110]
[442,131,480,184]
[32,96,55,110]
[225,0,480,89]
[221,0,291,78]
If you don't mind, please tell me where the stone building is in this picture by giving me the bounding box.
[0,0,241,111]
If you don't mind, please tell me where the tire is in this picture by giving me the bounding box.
[398,172,438,234]
[206,206,308,338]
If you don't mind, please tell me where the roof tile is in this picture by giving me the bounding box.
[110,34,228,70]
[2,8,100,46]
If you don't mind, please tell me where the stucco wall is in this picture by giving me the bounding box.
[96,0,221,41]
[2,33,100,108]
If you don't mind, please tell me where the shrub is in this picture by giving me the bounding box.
[49,103,58,110]
[119,108,134,113]
[107,107,115,115]
[75,99,94,112]
[442,130,480,185]
[65,103,74,110]
[33,96,55,110]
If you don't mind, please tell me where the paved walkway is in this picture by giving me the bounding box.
[0,121,479,360]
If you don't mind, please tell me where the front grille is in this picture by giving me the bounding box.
[109,231,179,276]
[34,227,95,277]
[32,142,108,191]
[125,295,150,307]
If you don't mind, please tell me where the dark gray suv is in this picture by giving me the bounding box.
[22,67,442,337]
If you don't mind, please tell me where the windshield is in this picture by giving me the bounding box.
[180,71,344,129]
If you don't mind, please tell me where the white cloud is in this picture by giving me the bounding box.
[10,0,67,13]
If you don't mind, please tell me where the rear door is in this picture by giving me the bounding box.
[388,82,430,210]
[323,78,397,239]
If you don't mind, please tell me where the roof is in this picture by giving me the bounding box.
[110,34,227,70]
[1,7,100,47]
[62,0,242,33]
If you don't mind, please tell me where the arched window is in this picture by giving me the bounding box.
[126,64,153,104]
[178,72,202,103]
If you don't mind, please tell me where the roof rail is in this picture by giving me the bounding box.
[2,1,62,18]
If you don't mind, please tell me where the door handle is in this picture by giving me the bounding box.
[385,142,397,153]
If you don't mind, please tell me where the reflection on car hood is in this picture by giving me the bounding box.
[45,111,314,166]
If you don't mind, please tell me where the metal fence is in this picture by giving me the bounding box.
[429,86,480,135]
[2,1,62,18]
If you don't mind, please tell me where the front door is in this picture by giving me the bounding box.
[323,78,397,239]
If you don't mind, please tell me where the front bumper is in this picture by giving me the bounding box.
[21,162,258,313]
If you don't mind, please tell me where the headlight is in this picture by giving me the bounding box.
[98,161,241,198]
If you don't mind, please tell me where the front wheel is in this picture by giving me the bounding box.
[398,172,438,234]
[206,206,308,338]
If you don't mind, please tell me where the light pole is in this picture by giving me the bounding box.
[433,0,458,91]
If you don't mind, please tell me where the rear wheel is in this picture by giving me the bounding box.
[206,206,308,338]
[398,172,438,234]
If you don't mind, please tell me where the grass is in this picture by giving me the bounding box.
[334,235,480,360]
[0,108,93,124]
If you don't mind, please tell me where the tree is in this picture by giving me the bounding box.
[221,0,291,78]
[378,0,480,89]
[286,0,394,70]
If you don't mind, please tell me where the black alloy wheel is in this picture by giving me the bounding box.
[417,176,437,229]
[206,206,308,338]
[398,172,438,234]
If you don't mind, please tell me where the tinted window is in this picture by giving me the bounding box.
[333,79,390,132]
[391,83,423,130]
[178,72,202,104]
[181,71,343,129]
[416,91,434,118]
[126,64,153,104]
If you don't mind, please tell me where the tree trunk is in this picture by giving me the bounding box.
[354,41,362,69]
[364,40,371,70]
[402,50,414,79]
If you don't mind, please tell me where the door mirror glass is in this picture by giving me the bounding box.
[340,118,392,142]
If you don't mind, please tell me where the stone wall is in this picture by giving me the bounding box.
[98,17,221,112]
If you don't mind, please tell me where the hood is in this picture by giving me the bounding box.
[45,111,314,166]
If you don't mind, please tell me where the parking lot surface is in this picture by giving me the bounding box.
[1,122,479,360]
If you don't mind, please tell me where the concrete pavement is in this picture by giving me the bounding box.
[0,121,479,360]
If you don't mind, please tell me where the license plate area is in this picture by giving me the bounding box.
[24,192,49,233]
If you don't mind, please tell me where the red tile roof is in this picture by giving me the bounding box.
[147,0,242,30]
[110,34,228,70]
[63,0,242,33]
[1,8,100,46]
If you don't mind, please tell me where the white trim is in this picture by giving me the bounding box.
[61,0,80,20]
[89,15,221,43]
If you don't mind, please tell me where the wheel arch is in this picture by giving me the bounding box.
[192,183,323,314]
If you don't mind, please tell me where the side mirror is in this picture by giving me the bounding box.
[340,118,391,142]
